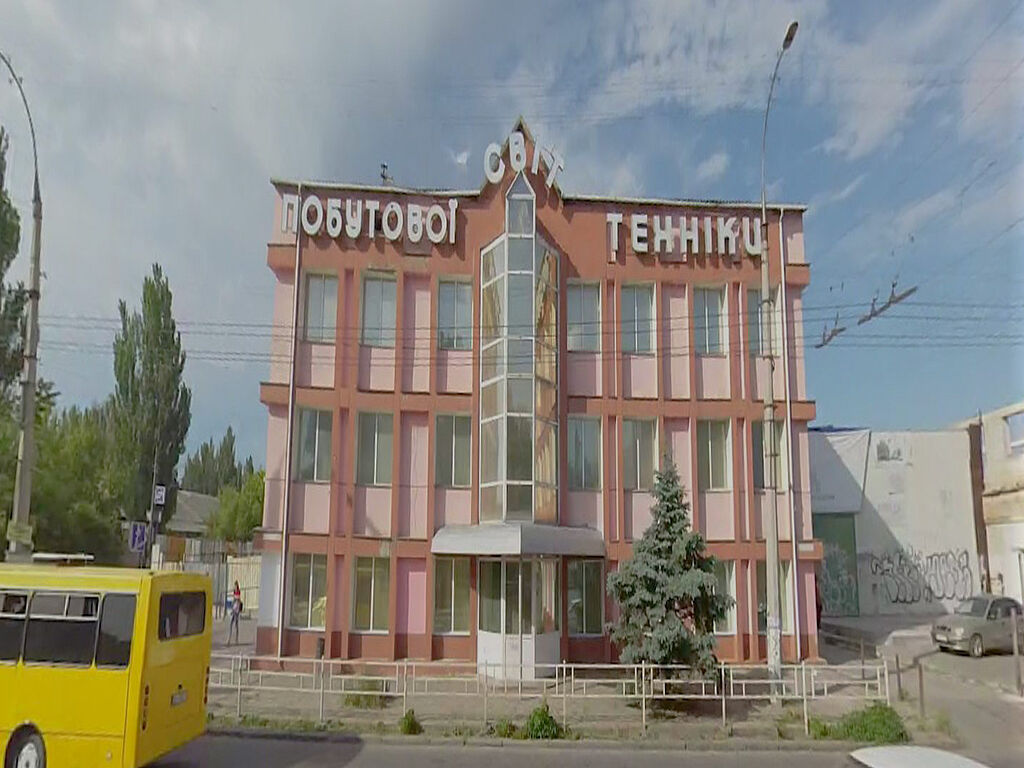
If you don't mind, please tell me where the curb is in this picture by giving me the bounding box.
[205,727,860,752]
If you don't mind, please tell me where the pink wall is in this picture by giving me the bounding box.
[353,486,392,537]
[269,276,294,385]
[436,349,472,393]
[700,491,735,541]
[754,490,792,540]
[784,213,805,265]
[798,559,816,638]
[792,424,812,539]
[263,404,289,530]
[296,341,335,389]
[332,556,346,631]
[398,413,428,539]
[397,558,427,635]
[434,488,471,530]
[624,491,654,540]
[696,355,730,400]
[751,355,786,403]
[358,345,396,392]
[662,285,690,400]
[623,354,657,399]
[402,276,431,393]
[566,352,601,397]
[566,491,602,530]
[289,482,331,534]
[785,292,807,401]
[663,418,692,491]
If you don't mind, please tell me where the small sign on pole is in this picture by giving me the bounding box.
[153,484,167,507]
[129,521,148,553]
[6,520,33,547]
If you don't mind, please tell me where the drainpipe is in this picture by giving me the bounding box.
[778,206,801,660]
[278,182,304,657]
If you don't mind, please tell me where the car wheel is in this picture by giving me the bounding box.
[9,731,45,768]
[969,634,984,658]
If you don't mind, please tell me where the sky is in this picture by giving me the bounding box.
[1,0,1022,465]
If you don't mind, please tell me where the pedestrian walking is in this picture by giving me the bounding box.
[228,581,242,645]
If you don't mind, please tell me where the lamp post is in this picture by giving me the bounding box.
[1,49,43,562]
[760,20,797,687]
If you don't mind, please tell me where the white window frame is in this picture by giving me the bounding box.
[295,408,332,483]
[433,556,470,635]
[752,420,784,491]
[356,412,392,487]
[756,559,794,635]
[435,413,471,488]
[438,279,472,351]
[568,559,604,637]
[697,419,731,492]
[621,283,655,355]
[288,553,326,631]
[360,273,397,348]
[567,282,601,352]
[352,556,389,634]
[693,286,726,356]
[713,560,737,635]
[623,418,657,492]
[303,272,338,344]
[568,417,602,490]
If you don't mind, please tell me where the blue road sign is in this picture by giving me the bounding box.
[129,521,148,553]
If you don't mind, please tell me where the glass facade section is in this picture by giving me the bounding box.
[478,173,559,524]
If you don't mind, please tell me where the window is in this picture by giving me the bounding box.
[621,285,654,354]
[568,560,603,635]
[357,412,393,486]
[296,408,332,483]
[0,590,28,661]
[747,289,762,357]
[697,420,730,491]
[435,414,471,488]
[623,418,656,491]
[23,592,100,665]
[479,560,502,633]
[568,418,601,490]
[304,273,338,343]
[434,557,470,634]
[439,281,472,350]
[713,561,736,634]
[158,591,206,640]
[361,275,396,347]
[694,287,724,355]
[289,553,327,629]
[1007,412,1024,457]
[95,594,136,667]
[757,560,793,634]
[353,557,390,632]
[752,420,783,490]
[567,283,600,352]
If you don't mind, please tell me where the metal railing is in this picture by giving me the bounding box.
[209,653,889,734]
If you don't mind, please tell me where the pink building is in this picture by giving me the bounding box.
[254,121,821,671]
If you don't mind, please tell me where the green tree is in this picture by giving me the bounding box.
[113,264,191,526]
[0,127,27,405]
[209,469,265,542]
[606,456,732,673]
[181,426,254,496]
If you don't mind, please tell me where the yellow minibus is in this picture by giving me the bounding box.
[0,563,212,768]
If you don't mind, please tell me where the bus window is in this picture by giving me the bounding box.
[96,594,136,668]
[158,591,206,640]
[0,591,28,661]
[23,591,100,666]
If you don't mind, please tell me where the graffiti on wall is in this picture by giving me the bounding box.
[820,541,859,616]
[868,547,974,606]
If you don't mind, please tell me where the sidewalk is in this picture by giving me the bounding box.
[212,614,257,655]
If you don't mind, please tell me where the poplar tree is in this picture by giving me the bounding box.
[607,456,732,674]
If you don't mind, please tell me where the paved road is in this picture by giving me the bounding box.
[154,736,864,768]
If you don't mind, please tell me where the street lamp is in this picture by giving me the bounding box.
[759,20,797,687]
[1,49,43,561]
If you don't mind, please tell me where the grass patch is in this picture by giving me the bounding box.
[493,719,518,739]
[398,709,423,735]
[342,678,387,709]
[525,702,563,740]
[933,710,956,739]
[810,703,909,744]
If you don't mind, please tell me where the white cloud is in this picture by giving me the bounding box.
[958,33,1024,147]
[696,151,730,182]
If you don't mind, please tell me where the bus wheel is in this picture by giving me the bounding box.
[8,731,45,768]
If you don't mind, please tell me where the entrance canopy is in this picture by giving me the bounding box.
[431,523,604,557]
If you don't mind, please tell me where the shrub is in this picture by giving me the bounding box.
[399,709,423,735]
[525,702,562,740]
[343,678,387,709]
[494,719,518,738]
[810,703,909,744]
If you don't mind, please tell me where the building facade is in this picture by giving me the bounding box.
[254,122,821,671]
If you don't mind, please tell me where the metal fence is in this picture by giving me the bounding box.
[208,653,888,734]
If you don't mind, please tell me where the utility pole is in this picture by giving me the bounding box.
[760,21,798,689]
[2,50,43,562]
